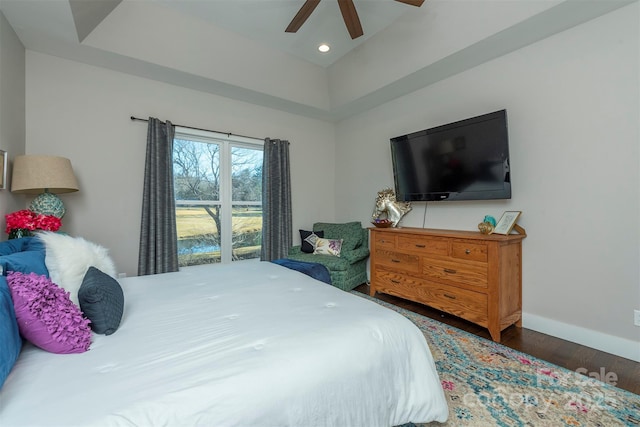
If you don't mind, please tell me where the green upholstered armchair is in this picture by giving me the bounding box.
[287,221,369,291]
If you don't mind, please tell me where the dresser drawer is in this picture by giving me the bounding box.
[397,235,448,256]
[375,249,420,274]
[375,269,424,301]
[373,234,396,249]
[423,258,488,288]
[420,282,488,324]
[451,240,488,262]
[375,270,488,323]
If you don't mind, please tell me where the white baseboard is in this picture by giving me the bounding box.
[522,312,640,363]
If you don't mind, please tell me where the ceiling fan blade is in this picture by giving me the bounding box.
[394,0,425,6]
[337,0,363,39]
[285,0,321,33]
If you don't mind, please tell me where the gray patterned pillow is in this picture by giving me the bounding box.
[78,267,124,335]
[299,229,324,253]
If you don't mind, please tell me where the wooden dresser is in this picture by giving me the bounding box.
[369,227,525,342]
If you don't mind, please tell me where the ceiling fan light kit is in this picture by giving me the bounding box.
[286,0,425,40]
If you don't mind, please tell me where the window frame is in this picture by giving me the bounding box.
[174,127,263,264]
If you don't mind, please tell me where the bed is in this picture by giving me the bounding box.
[0,257,448,426]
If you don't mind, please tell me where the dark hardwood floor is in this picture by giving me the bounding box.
[354,284,640,395]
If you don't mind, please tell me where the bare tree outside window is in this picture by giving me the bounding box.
[173,134,262,266]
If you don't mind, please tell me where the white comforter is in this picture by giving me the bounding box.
[0,260,448,426]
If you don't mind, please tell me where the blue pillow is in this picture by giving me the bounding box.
[0,237,35,256]
[0,236,46,256]
[22,236,47,254]
[0,251,48,277]
[0,276,22,389]
[0,237,48,277]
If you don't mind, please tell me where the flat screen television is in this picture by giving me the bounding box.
[390,109,511,202]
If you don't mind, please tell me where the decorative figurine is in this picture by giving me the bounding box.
[372,188,411,228]
[483,215,497,227]
[478,215,497,234]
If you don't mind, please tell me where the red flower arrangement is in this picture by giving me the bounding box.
[5,209,62,238]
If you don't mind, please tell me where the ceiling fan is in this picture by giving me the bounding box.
[285,0,425,40]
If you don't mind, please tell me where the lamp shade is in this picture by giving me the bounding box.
[11,155,79,194]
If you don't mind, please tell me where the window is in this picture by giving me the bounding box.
[173,128,263,266]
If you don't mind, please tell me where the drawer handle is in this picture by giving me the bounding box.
[444,293,457,300]
[443,268,457,274]
[391,279,400,284]
[465,249,471,254]
[391,259,401,263]
[415,244,426,248]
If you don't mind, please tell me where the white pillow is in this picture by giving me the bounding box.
[37,232,117,306]
[313,238,343,257]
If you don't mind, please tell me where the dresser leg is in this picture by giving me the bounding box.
[489,327,501,343]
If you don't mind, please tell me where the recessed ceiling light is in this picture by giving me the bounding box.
[318,44,330,53]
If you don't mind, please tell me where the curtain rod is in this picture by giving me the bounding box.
[130,116,263,142]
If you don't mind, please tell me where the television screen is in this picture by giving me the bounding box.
[390,109,511,202]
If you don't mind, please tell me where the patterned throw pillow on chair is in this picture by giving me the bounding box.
[299,230,324,253]
[314,238,343,257]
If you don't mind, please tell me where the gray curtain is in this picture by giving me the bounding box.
[260,138,292,261]
[138,117,179,275]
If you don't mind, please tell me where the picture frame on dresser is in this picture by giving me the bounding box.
[0,150,6,190]
[493,211,522,235]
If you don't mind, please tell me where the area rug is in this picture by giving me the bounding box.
[353,292,640,426]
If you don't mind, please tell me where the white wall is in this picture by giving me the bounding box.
[25,52,336,276]
[0,11,26,225]
[335,4,640,360]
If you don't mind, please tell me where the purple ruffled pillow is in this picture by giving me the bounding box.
[7,271,91,354]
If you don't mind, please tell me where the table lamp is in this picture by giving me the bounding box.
[11,155,79,218]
